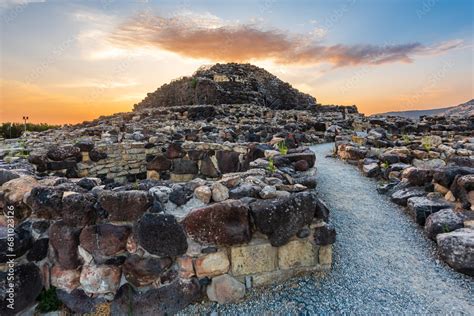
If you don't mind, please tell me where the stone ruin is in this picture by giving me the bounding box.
[134,63,318,111]
[0,63,356,314]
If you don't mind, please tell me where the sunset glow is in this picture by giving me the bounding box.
[1,0,472,124]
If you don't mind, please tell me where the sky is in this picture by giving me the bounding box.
[0,0,473,124]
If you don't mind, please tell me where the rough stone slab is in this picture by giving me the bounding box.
[231,240,277,276]
[278,239,317,269]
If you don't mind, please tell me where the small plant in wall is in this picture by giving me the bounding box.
[401,134,410,145]
[190,77,198,89]
[421,136,432,152]
[267,157,277,173]
[381,161,390,170]
[276,141,288,155]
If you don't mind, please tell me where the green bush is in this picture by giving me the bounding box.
[267,157,277,173]
[276,141,288,155]
[0,122,60,139]
[36,287,62,313]
[190,77,198,89]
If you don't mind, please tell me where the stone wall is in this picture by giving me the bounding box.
[1,143,335,314]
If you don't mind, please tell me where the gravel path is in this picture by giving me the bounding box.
[183,143,474,314]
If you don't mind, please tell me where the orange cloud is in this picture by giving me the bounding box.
[109,12,463,67]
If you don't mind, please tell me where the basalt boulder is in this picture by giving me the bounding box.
[98,190,151,222]
[0,223,33,263]
[49,221,82,269]
[314,223,336,245]
[0,263,43,315]
[57,289,107,314]
[216,151,241,174]
[437,228,474,276]
[450,174,474,209]
[80,224,131,261]
[134,213,188,257]
[112,279,202,315]
[391,186,426,206]
[183,200,251,245]
[424,209,465,240]
[26,238,49,262]
[122,255,173,287]
[250,192,317,246]
[433,166,474,188]
[407,196,452,226]
[402,167,434,186]
[62,193,97,227]
[27,186,64,219]
[147,155,172,171]
[47,145,81,161]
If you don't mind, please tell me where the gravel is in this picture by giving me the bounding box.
[182,143,474,314]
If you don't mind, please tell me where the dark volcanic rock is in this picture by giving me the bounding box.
[49,221,81,269]
[134,213,188,257]
[75,140,95,152]
[80,224,131,260]
[0,263,43,315]
[77,177,100,190]
[315,197,330,221]
[216,150,240,173]
[172,159,199,174]
[250,192,316,246]
[183,200,251,245]
[166,142,185,159]
[403,168,433,186]
[62,193,97,226]
[437,228,474,276]
[0,169,20,186]
[0,224,33,263]
[98,190,151,221]
[424,209,465,240]
[294,175,318,189]
[433,166,474,188]
[407,196,452,226]
[200,156,220,178]
[122,255,172,287]
[229,183,261,199]
[57,289,106,314]
[314,223,336,245]
[294,159,309,172]
[450,174,474,209]
[47,145,81,161]
[169,185,193,206]
[112,279,202,315]
[27,186,64,219]
[89,149,107,162]
[391,186,426,206]
[275,152,316,168]
[147,155,172,171]
[26,238,49,262]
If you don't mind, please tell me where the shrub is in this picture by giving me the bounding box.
[190,77,198,89]
[267,157,277,173]
[36,287,62,313]
[0,122,60,139]
[276,141,288,155]
[421,136,432,151]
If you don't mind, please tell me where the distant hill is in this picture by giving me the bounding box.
[374,99,473,119]
[442,99,474,117]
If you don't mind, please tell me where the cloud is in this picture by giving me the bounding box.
[0,0,44,8]
[108,11,463,67]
